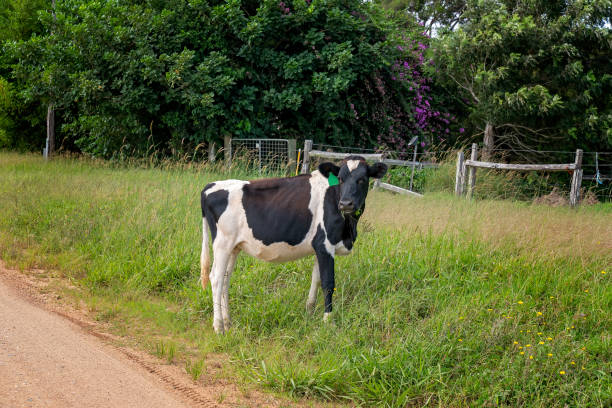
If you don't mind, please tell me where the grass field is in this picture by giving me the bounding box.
[1,152,610,407]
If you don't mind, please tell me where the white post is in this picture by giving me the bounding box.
[569,149,583,208]
[301,140,312,174]
[455,150,465,196]
[467,143,478,199]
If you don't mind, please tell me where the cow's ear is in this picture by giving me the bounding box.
[368,162,388,179]
[318,162,340,178]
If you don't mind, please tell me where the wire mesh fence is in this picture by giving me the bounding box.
[230,138,296,175]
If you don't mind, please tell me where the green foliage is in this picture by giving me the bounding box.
[0,0,48,150]
[4,0,432,157]
[435,0,612,153]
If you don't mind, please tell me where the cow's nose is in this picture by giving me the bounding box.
[339,200,354,212]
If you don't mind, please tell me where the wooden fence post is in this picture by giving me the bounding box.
[455,150,465,196]
[301,139,312,174]
[287,139,296,170]
[208,142,216,163]
[569,149,583,208]
[224,135,232,167]
[467,143,478,199]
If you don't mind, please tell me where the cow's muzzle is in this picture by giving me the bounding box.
[338,200,354,213]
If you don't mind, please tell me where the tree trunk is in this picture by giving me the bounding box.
[482,122,495,161]
[45,0,57,159]
[46,104,55,158]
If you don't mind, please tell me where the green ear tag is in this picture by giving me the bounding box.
[328,173,339,186]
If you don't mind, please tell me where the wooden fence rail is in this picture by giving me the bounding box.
[300,139,429,197]
[455,143,584,207]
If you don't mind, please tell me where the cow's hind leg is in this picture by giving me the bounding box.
[200,218,211,290]
[306,263,320,312]
[210,239,233,334]
[221,249,239,332]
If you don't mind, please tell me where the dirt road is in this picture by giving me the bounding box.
[0,263,290,408]
[0,271,200,408]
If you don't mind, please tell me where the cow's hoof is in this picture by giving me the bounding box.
[322,312,332,323]
[223,319,232,332]
[213,320,225,334]
[306,301,316,313]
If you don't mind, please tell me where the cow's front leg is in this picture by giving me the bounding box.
[306,263,320,312]
[314,248,335,323]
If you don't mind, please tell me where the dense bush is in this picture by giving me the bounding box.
[2,0,454,157]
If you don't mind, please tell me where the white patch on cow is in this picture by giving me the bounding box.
[323,312,332,322]
[347,159,361,172]
[334,240,351,255]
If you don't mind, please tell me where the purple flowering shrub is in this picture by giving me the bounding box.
[348,28,462,156]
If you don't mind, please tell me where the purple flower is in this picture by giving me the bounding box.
[459,128,465,133]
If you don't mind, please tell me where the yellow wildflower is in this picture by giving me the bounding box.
[458,338,463,342]
[547,353,553,357]
[560,371,566,375]
[547,337,553,340]
[526,344,532,348]
[539,341,544,345]
[520,351,524,355]
[487,308,493,311]
[584,289,589,293]
[602,270,606,274]
[529,355,533,360]
[518,301,523,304]
[513,341,519,345]
[536,312,543,316]
[537,332,543,335]
[570,361,576,365]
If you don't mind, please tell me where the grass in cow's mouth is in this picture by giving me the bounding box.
[0,151,610,407]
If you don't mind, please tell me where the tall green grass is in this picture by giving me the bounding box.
[1,152,610,407]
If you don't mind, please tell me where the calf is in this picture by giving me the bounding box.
[200,156,387,333]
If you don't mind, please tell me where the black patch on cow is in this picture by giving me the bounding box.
[322,186,360,249]
[242,175,312,246]
[201,188,229,242]
[368,162,388,178]
[201,183,216,216]
[322,186,344,245]
[312,225,335,313]
[318,162,340,178]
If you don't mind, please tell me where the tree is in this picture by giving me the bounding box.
[5,0,452,157]
[0,0,48,150]
[377,0,467,33]
[435,0,612,157]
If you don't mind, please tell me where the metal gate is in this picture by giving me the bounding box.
[229,138,296,174]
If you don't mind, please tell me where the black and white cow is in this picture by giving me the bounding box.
[200,156,387,333]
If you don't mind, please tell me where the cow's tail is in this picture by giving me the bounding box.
[200,194,211,289]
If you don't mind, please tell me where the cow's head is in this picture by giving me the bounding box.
[319,156,387,214]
